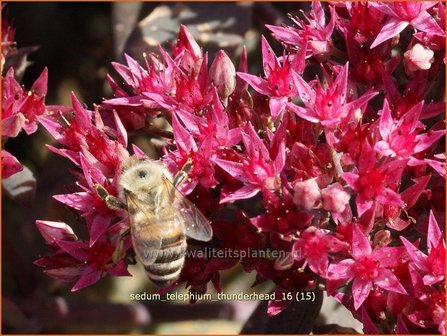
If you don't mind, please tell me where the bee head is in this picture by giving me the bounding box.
[118,156,173,199]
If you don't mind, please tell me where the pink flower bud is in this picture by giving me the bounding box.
[177,25,202,60]
[176,25,203,76]
[209,50,236,99]
[404,43,434,73]
[293,178,321,211]
[35,220,77,247]
[321,183,350,213]
[1,150,23,179]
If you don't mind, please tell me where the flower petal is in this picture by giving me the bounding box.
[71,266,102,292]
[375,269,408,294]
[237,72,270,95]
[1,150,23,179]
[427,210,442,252]
[352,277,372,310]
[327,259,355,281]
[88,214,111,247]
[371,17,409,49]
[411,11,445,36]
[352,224,372,258]
[220,184,260,203]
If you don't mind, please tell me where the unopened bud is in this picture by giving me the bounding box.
[176,25,203,76]
[209,50,236,99]
[293,178,321,211]
[404,43,434,73]
[177,25,202,60]
[35,220,77,247]
[321,183,350,213]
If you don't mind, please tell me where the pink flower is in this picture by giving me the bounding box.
[336,2,386,45]
[35,94,133,291]
[237,36,306,119]
[327,225,407,310]
[342,140,405,216]
[2,67,48,135]
[1,65,48,179]
[382,71,445,120]
[214,122,285,202]
[288,63,377,127]
[267,2,335,59]
[375,99,445,164]
[370,2,444,49]
[102,50,182,129]
[292,226,347,276]
[163,89,241,192]
[35,221,130,291]
[401,211,445,286]
[413,2,446,51]
[405,263,445,332]
[39,93,129,173]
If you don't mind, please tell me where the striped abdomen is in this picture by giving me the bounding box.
[126,191,187,287]
[145,231,187,287]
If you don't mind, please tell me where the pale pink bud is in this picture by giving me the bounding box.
[404,43,434,73]
[209,50,236,99]
[293,178,321,211]
[36,220,77,247]
[321,183,350,213]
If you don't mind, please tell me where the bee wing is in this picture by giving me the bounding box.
[161,178,213,242]
[124,193,162,266]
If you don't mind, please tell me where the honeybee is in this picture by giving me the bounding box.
[95,156,212,287]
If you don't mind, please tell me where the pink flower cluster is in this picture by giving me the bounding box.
[33,2,444,333]
[2,16,48,178]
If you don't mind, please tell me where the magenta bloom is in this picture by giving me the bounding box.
[214,122,285,202]
[401,211,445,287]
[2,67,48,135]
[292,226,347,276]
[370,2,444,48]
[288,63,377,127]
[327,225,407,310]
[237,36,306,119]
[35,220,130,291]
[267,2,335,59]
[164,89,242,193]
[375,99,445,164]
[2,67,48,178]
[342,140,405,216]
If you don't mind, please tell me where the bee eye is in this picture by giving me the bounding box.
[138,170,147,178]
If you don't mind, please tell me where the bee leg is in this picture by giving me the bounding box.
[173,157,193,187]
[112,227,131,263]
[93,184,127,210]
